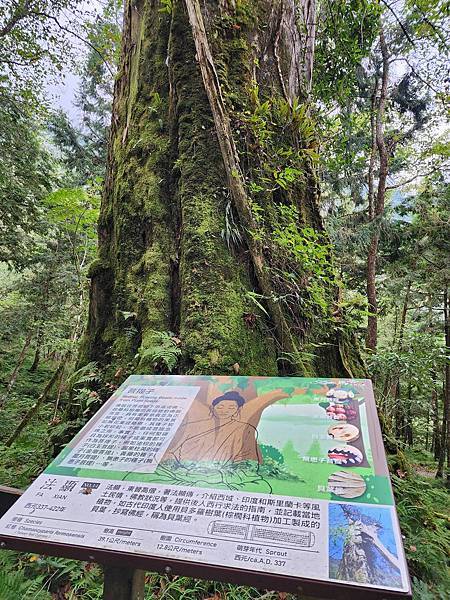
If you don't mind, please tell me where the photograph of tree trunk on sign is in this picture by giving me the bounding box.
[329,503,402,589]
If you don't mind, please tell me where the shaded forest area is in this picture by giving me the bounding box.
[0,0,449,599]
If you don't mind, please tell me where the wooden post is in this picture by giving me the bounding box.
[102,566,146,600]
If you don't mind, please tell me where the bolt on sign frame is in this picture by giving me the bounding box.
[0,376,412,599]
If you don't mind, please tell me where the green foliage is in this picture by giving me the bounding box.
[221,195,243,248]
[0,89,54,267]
[159,0,173,15]
[44,187,100,248]
[272,206,334,317]
[138,332,182,373]
[392,473,450,592]
[0,0,82,100]
[412,577,448,600]
[236,93,317,197]
[0,346,56,487]
[68,361,103,415]
[0,569,50,600]
[48,1,121,185]
[314,0,381,102]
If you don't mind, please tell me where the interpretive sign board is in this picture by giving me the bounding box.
[0,376,411,598]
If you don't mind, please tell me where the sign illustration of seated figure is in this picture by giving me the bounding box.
[0,376,412,599]
[166,389,274,463]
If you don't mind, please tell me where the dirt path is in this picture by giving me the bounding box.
[413,464,436,478]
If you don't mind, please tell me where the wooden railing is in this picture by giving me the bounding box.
[0,485,22,517]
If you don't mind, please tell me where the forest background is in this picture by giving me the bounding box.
[0,0,448,598]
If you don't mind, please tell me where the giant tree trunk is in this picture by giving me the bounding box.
[79,0,364,384]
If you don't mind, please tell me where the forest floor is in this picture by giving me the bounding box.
[0,349,449,599]
[413,465,437,478]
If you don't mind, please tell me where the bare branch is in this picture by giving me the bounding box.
[386,167,438,190]
[380,0,415,46]
[30,10,115,77]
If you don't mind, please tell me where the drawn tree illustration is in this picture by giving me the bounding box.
[306,439,322,457]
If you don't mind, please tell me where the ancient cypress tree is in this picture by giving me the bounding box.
[79,0,364,382]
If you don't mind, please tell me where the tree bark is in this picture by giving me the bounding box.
[445,286,450,484]
[436,287,450,482]
[79,0,363,388]
[5,360,65,447]
[431,371,440,459]
[393,281,411,440]
[397,279,411,352]
[367,78,378,221]
[29,325,44,372]
[405,374,413,446]
[366,28,389,352]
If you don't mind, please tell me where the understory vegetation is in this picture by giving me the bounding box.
[0,0,448,598]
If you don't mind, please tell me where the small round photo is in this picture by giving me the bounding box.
[328,444,363,466]
[328,423,360,443]
[327,471,367,498]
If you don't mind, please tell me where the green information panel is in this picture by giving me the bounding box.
[0,376,411,598]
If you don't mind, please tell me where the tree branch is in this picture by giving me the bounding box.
[380,0,415,46]
[30,11,115,77]
[0,0,32,38]
[391,56,441,97]
[386,167,438,190]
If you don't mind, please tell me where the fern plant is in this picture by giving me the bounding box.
[67,362,101,389]
[138,331,181,372]
[0,569,50,600]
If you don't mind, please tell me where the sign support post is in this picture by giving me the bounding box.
[102,566,145,600]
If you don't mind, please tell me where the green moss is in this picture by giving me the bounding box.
[171,2,277,375]
[81,0,359,381]
[86,258,108,279]
[80,2,175,376]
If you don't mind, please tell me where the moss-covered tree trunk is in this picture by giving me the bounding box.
[79,0,364,383]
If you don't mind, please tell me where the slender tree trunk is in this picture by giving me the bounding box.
[397,280,411,352]
[431,372,440,459]
[436,380,447,479]
[394,380,405,441]
[53,362,67,421]
[437,287,450,482]
[367,78,378,221]
[392,281,411,441]
[405,375,413,446]
[78,0,363,389]
[29,325,44,372]
[0,330,33,406]
[301,0,316,95]
[366,233,380,351]
[5,361,66,447]
[366,28,389,352]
